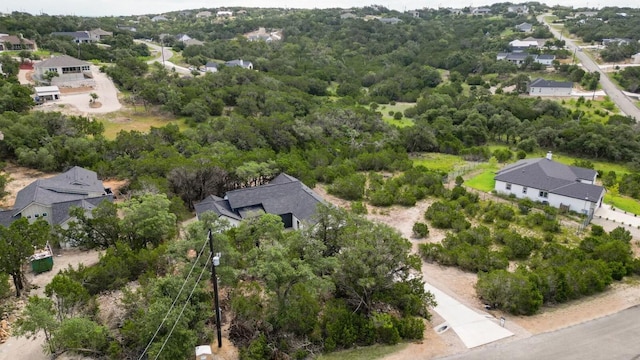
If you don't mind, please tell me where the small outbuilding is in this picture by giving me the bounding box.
[34,86,61,102]
[195,345,213,360]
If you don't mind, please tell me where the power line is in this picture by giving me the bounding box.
[137,236,210,360]
[154,253,211,360]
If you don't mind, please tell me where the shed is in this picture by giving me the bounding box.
[34,86,61,101]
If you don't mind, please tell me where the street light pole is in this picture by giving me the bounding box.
[208,229,222,348]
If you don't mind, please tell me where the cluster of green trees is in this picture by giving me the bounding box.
[564,9,640,44]
[419,183,637,315]
[614,66,640,93]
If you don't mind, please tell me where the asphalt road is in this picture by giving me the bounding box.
[440,305,640,360]
[538,14,640,120]
[135,40,192,75]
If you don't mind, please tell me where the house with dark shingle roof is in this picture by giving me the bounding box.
[0,34,37,50]
[515,22,533,33]
[0,167,113,237]
[494,152,604,215]
[194,173,324,229]
[528,78,573,96]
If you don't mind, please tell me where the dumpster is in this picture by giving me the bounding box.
[30,244,54,274]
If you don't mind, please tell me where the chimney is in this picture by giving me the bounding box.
[546,151,552,160]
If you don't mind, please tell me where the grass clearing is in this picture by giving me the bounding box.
[95,108,188,139]
[528,151,631,175]
[604,194,640,215]
[315,343,408,360]
[465,163,499,192]
[412,153,466,173]
[376,102,416,127]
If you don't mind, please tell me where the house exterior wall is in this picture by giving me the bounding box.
[529,85,572,96]
[20,203,52,224]
[35,65,94,87]
[495,180,601,214]
[537,58,555,66]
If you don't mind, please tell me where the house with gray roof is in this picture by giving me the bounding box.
[34,55,93,86]
[515,22,533,33]
[225,59,253,70]
[194,173,324,229]
[528,78,573,96]
[0,34,36,51]
[0,167,113,234]
[495,152,604,215]
[496,52,555,66]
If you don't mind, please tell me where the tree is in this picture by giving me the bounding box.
[45,274,90,321]
[120,194,178,249]
[43,70,59,83]
[89,92,99,104]
[14,296,59,354]
[51,317,110,357]
[62,201,121,249]
[0,218,50,296]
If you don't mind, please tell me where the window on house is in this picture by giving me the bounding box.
[539,191,548,198]
[42,213,48,217]
[48,68,58,73]
[506,183,512,190]
[81,65,90,71]
[522,187,527,194]
[27,215,31,219]
[34,214,39,217]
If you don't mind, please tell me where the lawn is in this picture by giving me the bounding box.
[316,343,408,360]
[377,102,416,128]
[412,153,466,173]
[465,163,499,192]
[604,194,640,215]
[528,150,631,175]
[96,108,188,140]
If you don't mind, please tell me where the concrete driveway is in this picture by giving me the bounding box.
[39,66,122,114]
[425,280,514,349]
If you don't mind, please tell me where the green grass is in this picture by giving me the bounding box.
[96,109,188,140]
[315,343,408,360]
[376,102,416,127]
[604,194,640,215]
[412,152,466,173]
[465,163,499,192]
[528,150,632,175]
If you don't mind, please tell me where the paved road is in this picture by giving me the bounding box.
[440,305,640,360]
[539,14,640,120]
[136,40,192,75]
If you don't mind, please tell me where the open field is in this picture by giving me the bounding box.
[378,103,415,128]
[604,193,640,215]
[464,164,498,192]
[95,108,188,139]
[412,153,466,173]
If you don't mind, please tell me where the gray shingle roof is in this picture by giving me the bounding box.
[195,173,324,226]
[495,158,603,201]
[35,55,90,69]
[529,78,573,89]
[13,166,107,214]
[50,196,112,225]
[51,31,91,39]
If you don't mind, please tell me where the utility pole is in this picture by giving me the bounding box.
[208,229,222,348]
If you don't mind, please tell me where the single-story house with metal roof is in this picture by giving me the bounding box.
[194,173,325,229]
[528,78,573,96]
[494,152,604,215]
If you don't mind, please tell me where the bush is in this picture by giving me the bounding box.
[393,112,403,120]
[328,173,366,200]
[372,313,400,345]
[351,201,368,215]
[412,222,430,238]
[393,316,425,340]
[0,273,10,299]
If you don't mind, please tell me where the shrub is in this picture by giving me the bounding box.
[372,313,400,345]
[412,222,430,238]
[393,112,403,120]
[328,173,366,200]
[351,201,368,215]
[0,273,10,299]
[393,316,425,340]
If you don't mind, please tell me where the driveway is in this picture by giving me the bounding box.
[39,66,121,114]
[591,206,640,239]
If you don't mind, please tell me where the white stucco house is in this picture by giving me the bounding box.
[194,173,324,229]
[494,153,604,215]
[528,78,573,96]
[34,55,94,87]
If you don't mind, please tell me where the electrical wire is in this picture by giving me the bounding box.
[137,236,210,360]
[153,253,211,360]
